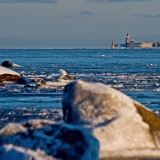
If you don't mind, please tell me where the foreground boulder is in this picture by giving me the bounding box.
[62,80,160,159]
[0,119,99,160]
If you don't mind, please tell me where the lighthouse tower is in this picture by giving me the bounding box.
[125,33,130,48]
[111,40,114,49]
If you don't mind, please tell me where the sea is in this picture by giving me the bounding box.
[0,48,160,129]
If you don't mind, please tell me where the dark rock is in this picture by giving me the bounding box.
[1,61,13,67]
[1,61,20,67]
[17,77,27,85]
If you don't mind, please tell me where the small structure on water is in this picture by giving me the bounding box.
[111,40,114,49]
[112,33,160,49]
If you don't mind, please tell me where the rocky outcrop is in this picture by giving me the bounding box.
[0,67,72,86]
[23,69,74,87]
[62,80,160,159]
[0,119,99,160]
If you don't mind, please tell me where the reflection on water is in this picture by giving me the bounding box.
[0,107,63,129]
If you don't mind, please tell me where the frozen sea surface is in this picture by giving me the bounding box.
[0,49,160,128]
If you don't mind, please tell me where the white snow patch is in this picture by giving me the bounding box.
[77,80,134,106]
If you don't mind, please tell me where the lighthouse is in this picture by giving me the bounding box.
[111,40,114,49]
[125,33,130,48]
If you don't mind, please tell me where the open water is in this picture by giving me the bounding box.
[0,49,160,129]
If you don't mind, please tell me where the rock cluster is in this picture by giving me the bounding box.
[1,80,160,159]
[62,80,160,159]
[0,63,74,87]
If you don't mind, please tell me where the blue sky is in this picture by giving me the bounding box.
[0,0,160,48]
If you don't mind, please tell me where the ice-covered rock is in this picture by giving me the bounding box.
[45,69,74,87]
[0,119,99,160]
[14,69,73,87]
[0,66,20,83]
[45,69,74,81]
[25,78,46,87]
[0,66,27,84]
[56,69,74,81]
[62,80,160,159]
